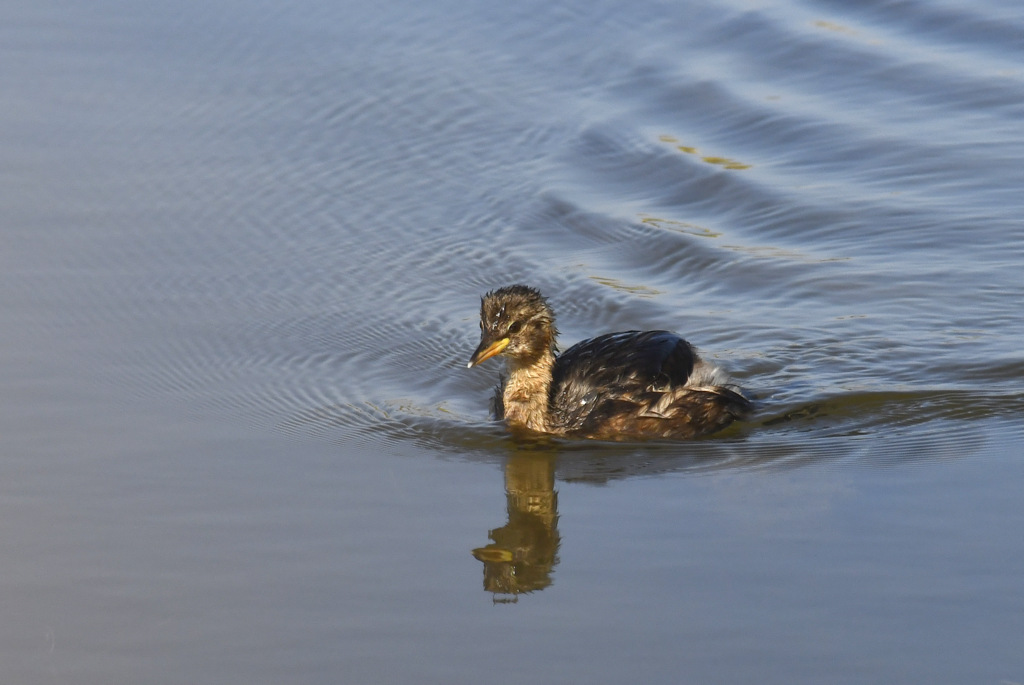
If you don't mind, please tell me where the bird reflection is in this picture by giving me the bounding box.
[472,453,560,601]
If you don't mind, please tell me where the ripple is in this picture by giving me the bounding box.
[7,0,1020,484]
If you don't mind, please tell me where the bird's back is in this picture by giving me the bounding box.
[548,330,750,439]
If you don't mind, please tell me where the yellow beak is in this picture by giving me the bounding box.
[467,337,510,368]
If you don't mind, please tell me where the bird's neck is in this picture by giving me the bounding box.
[502,347,556,433]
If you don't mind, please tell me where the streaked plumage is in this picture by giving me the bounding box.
[467,285,751,440]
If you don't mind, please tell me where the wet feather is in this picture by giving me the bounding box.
[468,285,751,440]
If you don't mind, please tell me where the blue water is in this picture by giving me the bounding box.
[1,0,1023,683]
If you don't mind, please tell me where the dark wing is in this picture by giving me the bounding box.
[549,331,696,431]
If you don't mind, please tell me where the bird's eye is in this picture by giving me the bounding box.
[507,321,522,335]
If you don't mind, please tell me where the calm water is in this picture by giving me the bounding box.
[2,0,1023,682]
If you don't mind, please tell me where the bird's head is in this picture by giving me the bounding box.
[467,285,556,368]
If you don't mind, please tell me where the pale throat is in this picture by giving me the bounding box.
[501,347,556,432]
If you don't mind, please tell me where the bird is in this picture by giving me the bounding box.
[467,284,751,440]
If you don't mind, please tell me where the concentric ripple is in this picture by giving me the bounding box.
[5,0,1021,475]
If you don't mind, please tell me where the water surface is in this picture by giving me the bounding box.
[1,0,1023,683]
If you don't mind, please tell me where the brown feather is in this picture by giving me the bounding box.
[468,285,751,440]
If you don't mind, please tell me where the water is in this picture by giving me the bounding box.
[1,0,1023,682]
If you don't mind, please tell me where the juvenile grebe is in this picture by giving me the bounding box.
[467,285,751,440]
